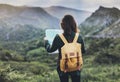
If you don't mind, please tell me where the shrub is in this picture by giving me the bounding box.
[26,47,48,61]
[0,50,12,61]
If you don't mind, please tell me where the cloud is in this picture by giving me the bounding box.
[39,0,120,11]
[0,0,119,11]
[0,0,37,6]
[72,0,120,11]
[0,0,64,7]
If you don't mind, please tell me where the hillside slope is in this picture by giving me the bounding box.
[80,6,120,36]
[96,19,120,38]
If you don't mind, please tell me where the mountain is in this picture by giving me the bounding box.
[44,6,91,25]
[0,24,44,41]
[0,4,60,41]
[80,6,120,36]
[0,4,59,29]
[95,19,120,38]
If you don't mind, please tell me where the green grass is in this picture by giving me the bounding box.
[81,55,120,82]
[0,55,120,82]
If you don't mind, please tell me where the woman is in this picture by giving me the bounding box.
[45,15,85,82]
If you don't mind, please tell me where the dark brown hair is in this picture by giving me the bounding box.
[61,15,77,35]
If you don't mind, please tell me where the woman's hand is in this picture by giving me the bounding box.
[44,37,50,48]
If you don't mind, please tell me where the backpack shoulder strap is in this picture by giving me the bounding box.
[59,34,68,44]
[73,33,79,43]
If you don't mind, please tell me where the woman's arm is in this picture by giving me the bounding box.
[45,35,59,53]
[81,38,86,54]
[78,35,86,54]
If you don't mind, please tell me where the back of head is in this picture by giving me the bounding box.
[61,15,77,35]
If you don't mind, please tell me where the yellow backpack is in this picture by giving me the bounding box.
[59,33,83,72]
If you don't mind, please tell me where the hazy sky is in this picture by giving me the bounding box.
[0,0,120,11]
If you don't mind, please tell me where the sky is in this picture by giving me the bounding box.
[0,0,120,12]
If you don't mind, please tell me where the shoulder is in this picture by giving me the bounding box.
[78,34,82,38]
[76,33,82,39]
[77,33,84,42]
[55,34,60,38]
[54,34,61,41]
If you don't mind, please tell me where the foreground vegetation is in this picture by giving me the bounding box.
[0,37,120,82]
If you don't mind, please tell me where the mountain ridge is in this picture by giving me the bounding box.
[80,6,120,37]
[44,6,92,24]
[0,4,60,29]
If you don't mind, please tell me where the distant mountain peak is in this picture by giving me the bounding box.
[80,6,120,36]
[96,6,120,13]
[99,6,106,9]
[46,5,91,13]
[0,4,12,6]
[91,6,120,18]
[44,6,92,24]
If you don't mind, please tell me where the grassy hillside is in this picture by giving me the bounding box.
[0,37,120,82]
